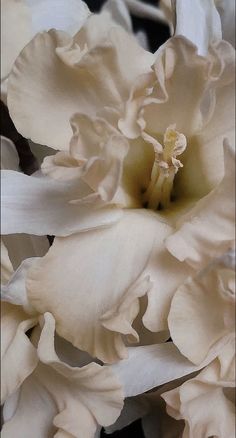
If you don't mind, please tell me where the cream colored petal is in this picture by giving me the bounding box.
[27,0,90,35]
[141,37,233,146]
[162,343,235,438]
[142,243,193,332]
[1,302,38,403]
[168,262,235,365]
[1,136,19,170]
[2,170,122,236]
[1,137,50,268]
[166,141,235,270]
[175,42,235,200]
[8,25,154,150]
[1,258,38,314]
[2,373,58,438]
[43,114,129,203]
[1,0,31,80]
[26,210,171,363]
[2,313,123,437]
[173,0,221,56]
[112,341,218,397]
[102,0,132,32]
[1,240,13,285]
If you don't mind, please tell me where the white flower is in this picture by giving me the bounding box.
[162,339,235,438]
[1,245,124,437]
[2,0,234,363]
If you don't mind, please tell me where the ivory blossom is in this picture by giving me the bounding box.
[1,0,235,436]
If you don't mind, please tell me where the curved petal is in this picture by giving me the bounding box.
[112,341,220,397]
[102,0,132,32]
[1,136,19,170]
[2,312,124,437]
[166,141,235,270]
[27,0,90,35]
[1,170,122,236]
[26,210,172,363]
[168,263,235,365]
[162,342,235,438]
[173,0,222,56]
[1,0,31,80]
[1,240,13,285]
[1,302,38,403]
[8,22,154,150]
[142,245,193,332]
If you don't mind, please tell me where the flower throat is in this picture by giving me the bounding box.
[142,125,187,211]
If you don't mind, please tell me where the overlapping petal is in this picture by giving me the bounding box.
[8,18,154,150]
[26,210,172,363]
[166,141,235,269]
[1,170,122,236]
[162,340,235,438]
[2,312,124,438]
[168,258,235,365]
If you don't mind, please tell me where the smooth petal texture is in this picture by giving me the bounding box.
[1,257,37,313]
[8,21,154,150]
[102,0,132,32]
[1,136,49,268]
[1,170,122,236]
[142,245,193,332]
[166,141,235,270]
[1,0,31,80]
[26,0,90,35]
[1,136,19,170]
[112,341,221,397]
[1,302,38,403]
[1,240,13,285]
[162,341,235,438]
[26,210,173,363]
[173,0,222,56]
[3,313,124,437]
[168,263,235,365]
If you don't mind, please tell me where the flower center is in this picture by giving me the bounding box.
[142,125,187,210]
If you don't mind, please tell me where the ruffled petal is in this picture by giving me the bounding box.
[3,313,124,437]
[168,261,235,365]
[162,341,235,438]
[1,170,122,236]
[1,302,38,403]
[42,114,129,202]
[8,20,154,150]
[166,141,235,270]
[26,210,172,363]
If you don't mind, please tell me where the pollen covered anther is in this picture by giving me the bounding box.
[143,125,187,210]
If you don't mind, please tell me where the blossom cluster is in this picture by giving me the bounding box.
[1,0,235,437]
